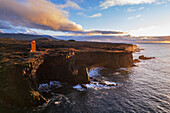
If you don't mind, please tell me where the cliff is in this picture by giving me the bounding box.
[0,38,136,107]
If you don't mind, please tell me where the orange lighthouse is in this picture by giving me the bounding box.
[31,40,36,52]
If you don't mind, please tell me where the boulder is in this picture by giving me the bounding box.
[139,55,155,60]
[133,59,141,63]
[74,65,90,84]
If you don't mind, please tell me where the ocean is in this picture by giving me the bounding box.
[2,44,170,113]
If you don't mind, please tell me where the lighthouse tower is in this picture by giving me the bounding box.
[31,40,36,52]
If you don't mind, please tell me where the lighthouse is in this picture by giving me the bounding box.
[31,40,36,52]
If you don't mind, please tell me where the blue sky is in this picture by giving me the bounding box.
[68,0,170,36]
[0,0,170,38]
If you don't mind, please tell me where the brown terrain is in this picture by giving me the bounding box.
[0,37,137,107]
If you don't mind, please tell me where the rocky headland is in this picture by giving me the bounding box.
[0,37,137,107]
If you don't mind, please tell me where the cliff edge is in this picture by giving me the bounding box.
[0,38,137,107]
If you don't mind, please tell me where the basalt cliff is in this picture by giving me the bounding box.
[0,38,137,107]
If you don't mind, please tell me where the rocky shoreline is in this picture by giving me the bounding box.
[0,38,137,107]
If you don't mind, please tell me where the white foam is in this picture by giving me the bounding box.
[38,81,62,93]
[87,80,117,89]
[114,72,120,75]
[118,68,127,70]
[55,101,62,105]
[103,81,117,86]
[50,81,61,87]
[39,83,48,88]
[88,67,102,77]
[85,83,104,89]
[73,84,85,91]
[73,80,118,91]
[38,83,49,92]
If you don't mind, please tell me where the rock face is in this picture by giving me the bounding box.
[0,38,137,107]
[0,64,47,107]
[74,65,90,84]
[71,52,133,69]
[36,52,133,85]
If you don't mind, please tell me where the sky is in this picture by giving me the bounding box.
[0,0,170,42]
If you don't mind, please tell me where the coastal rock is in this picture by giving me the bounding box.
[0,65,46,107]
[133,59,141,63]
[36,55,73,84]
[36,52,133,85]
[139,55,155,60]
[43,94,71,113]
[72,52,133,69]
[0,38,136,107]
[75,66,90,84]
[30,90,47,105]
[36,54,90,85]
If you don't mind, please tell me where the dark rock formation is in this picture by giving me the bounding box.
[36,51,133,85]
[139,55,155,60]
[0,38,137,107]
[74,65,90,84]
[133,59,141,63]
[71,52,133,69]
[0,64,47,107]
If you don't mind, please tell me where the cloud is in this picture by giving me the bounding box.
[57,34,170,43]
[138,7,145,10]
[155,0,168,5]
[89,13,102,18]
[100,0,156,9]
[0,21,12,29]
[0,29,4,33]
[77,12,87,17]
[0,0,83,32]
[56,0,83,9]
[127,7,144,12]
[17,28,42,35]
[77,12,83,15]
[77,12,102,18]
[56,35,132,43]
[127,7,136,12]
[130,26,160,36]
[0,25,43,35]
[74,0,84,2]
[128,15,141,20]
[67,30,126,36]
[130,21,170,36]
[132,36,170,43]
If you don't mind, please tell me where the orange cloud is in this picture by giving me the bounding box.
[0,0,83,31]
